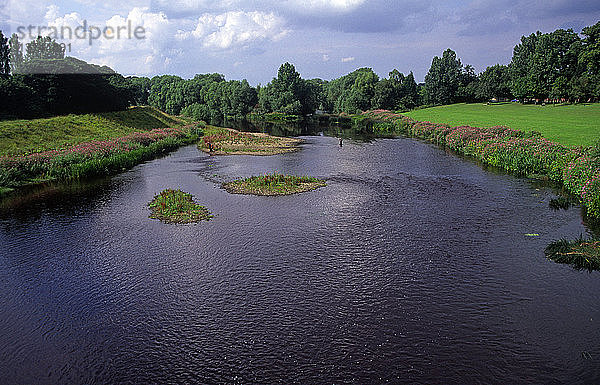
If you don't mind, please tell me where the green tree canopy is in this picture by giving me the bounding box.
[8,34,23,74]
[25,36,65,61]
[510,29,580,101]
[476,64,512,100]
[259,62,318,115]
[424,49,464,105]
[0,31,9,76]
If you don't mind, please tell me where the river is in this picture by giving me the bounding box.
[1,134,599,384]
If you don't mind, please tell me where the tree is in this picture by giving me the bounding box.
[510,29,581,102]
[259,62,317,115]
[574,21,600,101]
[372,70,419,111]
[424,49,464,105]
[456,64,479,102]
[127,77,152,105]
[477,64,512,101]
[8,34,23,73]
[400,72,420,109]
[25,36,65,62]
[0,31,9,77]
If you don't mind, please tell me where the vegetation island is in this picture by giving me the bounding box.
[198,126,301,156]
[148,189,213,224]
[223,173,326,196]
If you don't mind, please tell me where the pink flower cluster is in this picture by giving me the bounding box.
[0,127,188,171]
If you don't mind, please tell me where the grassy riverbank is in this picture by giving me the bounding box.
[363,110,600,219]
[0,106,189,156]
[199,126,301,155]
[0,107,199,195]
[404,103,600,146]
[149,189,213,224]
[223,173,326,196]
[0,126,199,194]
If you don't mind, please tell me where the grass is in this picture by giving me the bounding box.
[545,237,600,271]
[0,126,199,190]
[199,126,301,155]
[404,103,600,146]
[223,173,327,196]
[148,189,213,224]
[0,106,188,155]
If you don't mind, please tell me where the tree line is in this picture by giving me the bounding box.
[0,21,598,120]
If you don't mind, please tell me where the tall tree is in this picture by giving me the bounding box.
[510,29,580,101]
[574,21,600,101]
[424,49,464,105]
[25,36,65,62]
[0,31,9,77]
[8,34,23,73]
[259,62,316,115]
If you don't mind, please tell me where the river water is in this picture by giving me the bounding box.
[1,134,599,384]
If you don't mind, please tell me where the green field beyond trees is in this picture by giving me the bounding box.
[404,103,600,146]
[0,106,187,155]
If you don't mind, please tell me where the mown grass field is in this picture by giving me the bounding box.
[0,106,189,155]
[404,103,600,147]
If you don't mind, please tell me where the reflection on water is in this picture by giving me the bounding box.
[213,115,377,141]
[1,134,600,384]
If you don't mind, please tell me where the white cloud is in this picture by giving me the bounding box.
[341,56,354,62]
[43,7,174,74]
[322,54,330,62]
[283,0,366,13]
[177,11,288,50]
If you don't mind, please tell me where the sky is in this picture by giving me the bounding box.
[1,0,600,84]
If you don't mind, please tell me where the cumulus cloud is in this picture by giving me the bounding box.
[177,11,288,50]
[43,6,174,74]
[341,56,354,62]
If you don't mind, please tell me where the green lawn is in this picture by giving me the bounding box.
[0,106,188,155]
[404,103,600,146]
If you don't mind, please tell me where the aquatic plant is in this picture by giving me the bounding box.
[545,237,600,271]
[223,172,326,196]
[148,189,213,224]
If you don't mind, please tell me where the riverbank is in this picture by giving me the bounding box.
[199,126,301,155]
[0,125,200,195]
[404,103,600,147]
[362,110,600,219]
[0,106,189,156]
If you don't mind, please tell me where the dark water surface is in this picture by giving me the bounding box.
[1,135,599,384]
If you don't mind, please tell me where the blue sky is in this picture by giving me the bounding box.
[2,0,600,84]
